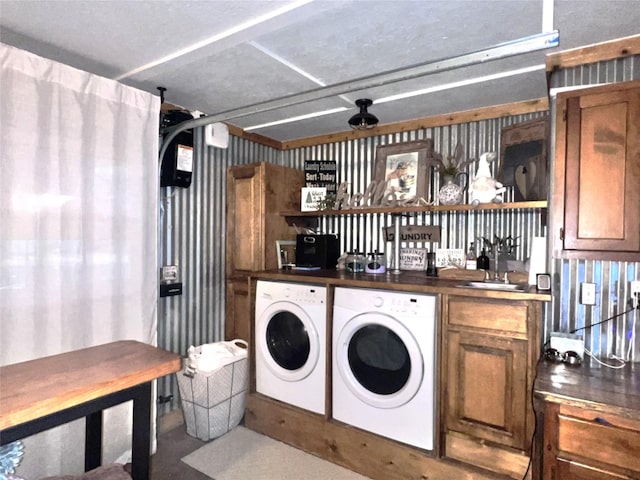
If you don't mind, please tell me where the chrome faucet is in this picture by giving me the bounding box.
[483,247,509,283]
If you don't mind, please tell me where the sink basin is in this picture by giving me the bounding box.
[463,281,526,291]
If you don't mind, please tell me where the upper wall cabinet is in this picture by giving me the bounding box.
[552,80,640,261]
[225,162,304,341]
[226,162,304,277]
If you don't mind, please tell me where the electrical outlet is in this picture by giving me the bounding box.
[580,282,596,305]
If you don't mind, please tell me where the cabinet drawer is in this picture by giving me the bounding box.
[447,297,528,335]
[555,458,632,479]
[557,411,640,472]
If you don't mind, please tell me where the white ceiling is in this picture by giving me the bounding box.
[1,0,639,142]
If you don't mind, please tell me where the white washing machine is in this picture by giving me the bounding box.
[255,280,327,414]
[332,287,437,450]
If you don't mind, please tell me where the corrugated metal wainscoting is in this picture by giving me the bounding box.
[548,55,640,361]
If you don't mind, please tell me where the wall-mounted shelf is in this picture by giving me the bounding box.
[282,200,547,219]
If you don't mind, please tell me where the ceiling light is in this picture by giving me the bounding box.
[348,99,378,130]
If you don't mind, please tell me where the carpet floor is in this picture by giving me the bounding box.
[181,426,372,480]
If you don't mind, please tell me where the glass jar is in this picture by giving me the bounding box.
[365,251,386,274]
[345,252,365,273]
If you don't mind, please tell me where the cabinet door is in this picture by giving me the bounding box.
[447,329,528,449]
[227,164,263,276]
[554,81,640,260]
[225,279,250,342]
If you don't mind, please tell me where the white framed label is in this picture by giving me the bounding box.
[176,144,193,172]
[301,187,327,211]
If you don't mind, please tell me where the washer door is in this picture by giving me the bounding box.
[257,301,319,382]
[335,312,423,409]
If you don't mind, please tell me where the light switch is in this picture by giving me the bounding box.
[580,282,596,305]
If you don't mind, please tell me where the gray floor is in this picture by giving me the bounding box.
[150,426,212,480]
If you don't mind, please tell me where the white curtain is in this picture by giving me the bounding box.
[0,44,159,477]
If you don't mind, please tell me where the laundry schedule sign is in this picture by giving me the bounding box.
[304,160,337,197]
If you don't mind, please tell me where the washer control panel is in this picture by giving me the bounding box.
[257,281,326,306]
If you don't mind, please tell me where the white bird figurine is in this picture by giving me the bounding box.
[469,152,506,206]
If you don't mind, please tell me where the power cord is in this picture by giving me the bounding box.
[569,306,635,334]
[584,347,626,368]
[572,306,636,369]
[521,339,550,480]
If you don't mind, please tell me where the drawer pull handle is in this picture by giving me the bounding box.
[594,417,612,426]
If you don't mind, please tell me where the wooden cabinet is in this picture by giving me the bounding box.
[225,279,250,342]
[225,162,304,340]
[443,295,541,478]
[542,403,640,480]
[552,80,640,261]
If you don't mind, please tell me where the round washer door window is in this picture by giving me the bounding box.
[257,301,319,382]
[336,312,423,409]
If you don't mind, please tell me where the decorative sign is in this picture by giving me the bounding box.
[301,187,327,211]
[399,248,428,270]
[333,181,430,210]
[304,160,337,196]
[435,248,465,268]
[499,117,549,201]
[383,225,441,243]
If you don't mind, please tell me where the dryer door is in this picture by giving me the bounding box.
[335,312,423,409]
[257,301,319,382]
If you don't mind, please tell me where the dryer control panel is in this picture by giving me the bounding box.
[334,287,435,319]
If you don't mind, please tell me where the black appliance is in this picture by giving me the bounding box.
[160,109,194,188]
[296,234,340,269]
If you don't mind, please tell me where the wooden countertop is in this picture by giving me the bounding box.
[534,360,640,419]
[249,268,552,301]
[0,340,181,430]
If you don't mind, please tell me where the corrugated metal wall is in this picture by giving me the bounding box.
[547,55,640,361]
[157,132,281,414]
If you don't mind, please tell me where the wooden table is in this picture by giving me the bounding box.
[0,340,181,479]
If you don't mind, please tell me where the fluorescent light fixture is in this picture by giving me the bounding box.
[249,41,326,86]
[244,107,347,131]
[375,64,546,104]
[249,41,353,105]
[116,0,314,80]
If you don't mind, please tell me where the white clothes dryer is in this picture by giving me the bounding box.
[332,287,437,450]
[255,280,327,414]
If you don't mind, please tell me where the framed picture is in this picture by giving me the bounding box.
[276,240,296,269]
[374,140,435,201]
[499,117,550,202]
